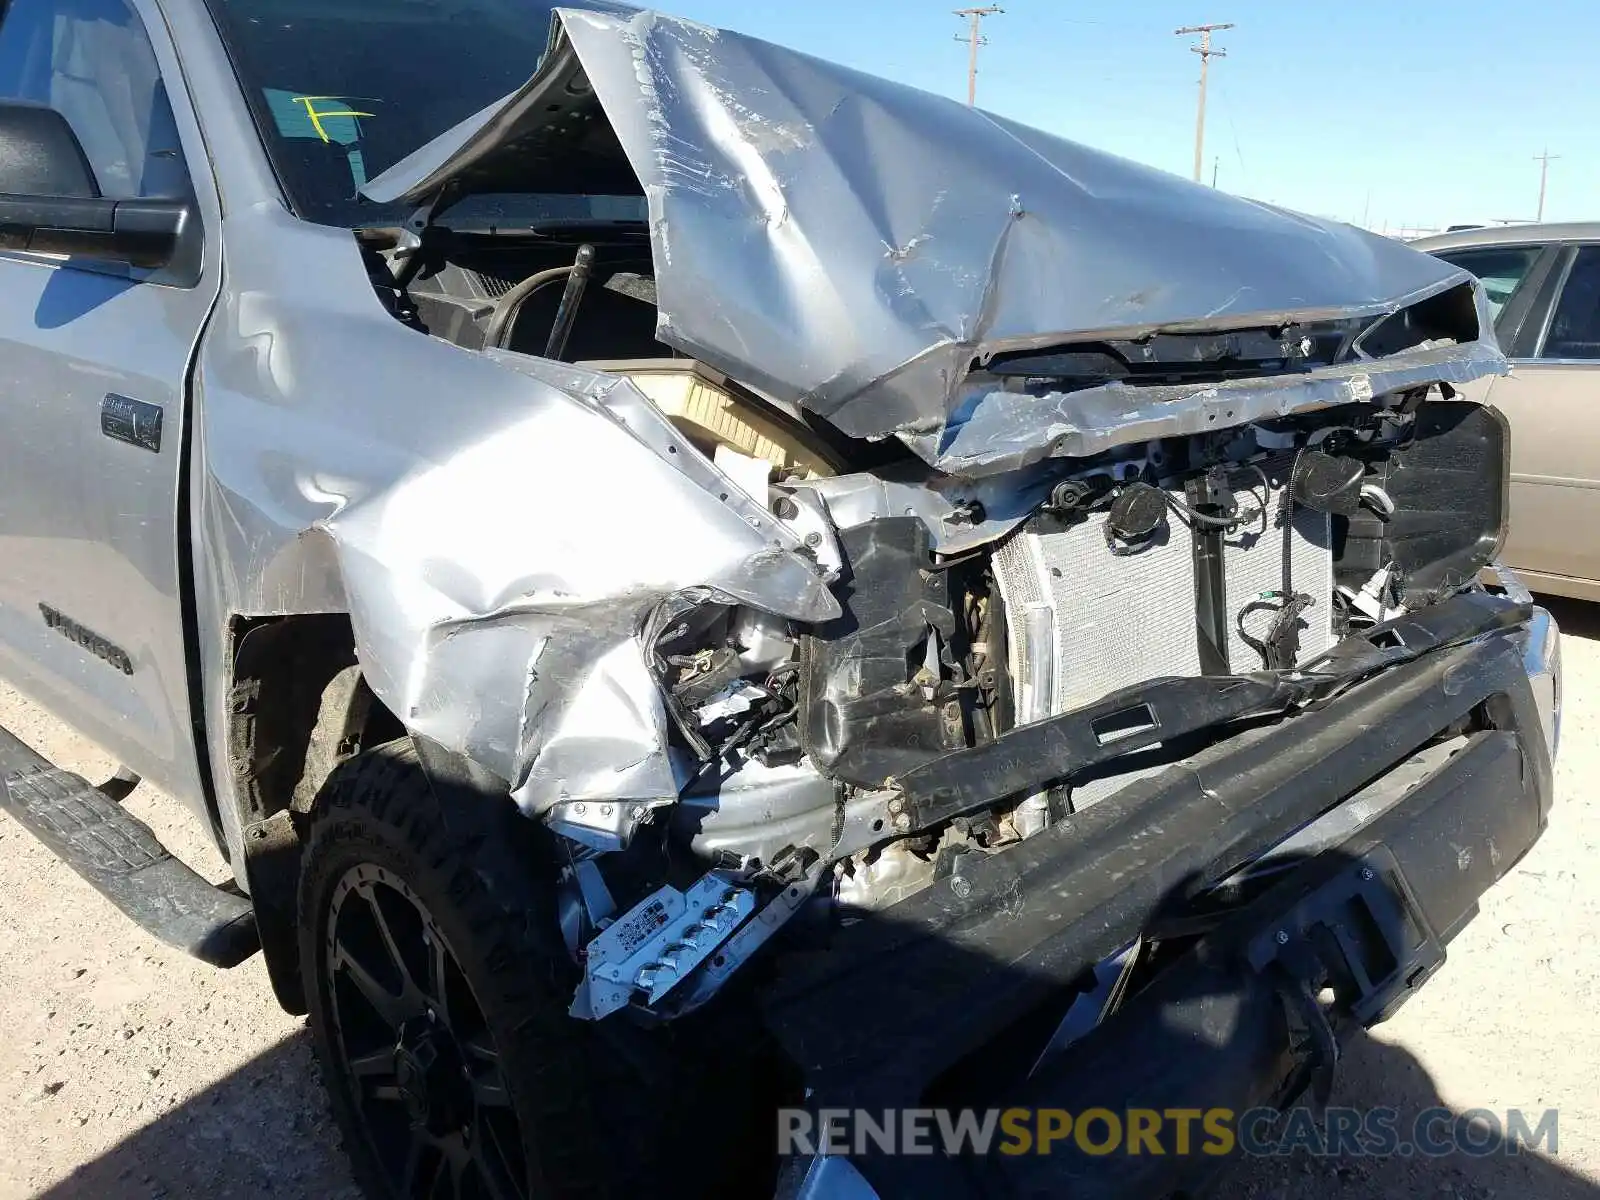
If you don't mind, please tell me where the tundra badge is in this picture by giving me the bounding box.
[39,604,134,675]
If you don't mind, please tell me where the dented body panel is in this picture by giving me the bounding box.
[371,7,1497,473]
[189,204,836,859]
[182,4,1500,866]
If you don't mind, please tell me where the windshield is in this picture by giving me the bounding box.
[205,0,646,228]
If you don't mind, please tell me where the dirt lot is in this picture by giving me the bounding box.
[2,599,1597,1200]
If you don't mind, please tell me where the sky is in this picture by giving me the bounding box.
[655,0,1595,233]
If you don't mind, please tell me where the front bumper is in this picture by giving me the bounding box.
[773,591,1559,1199]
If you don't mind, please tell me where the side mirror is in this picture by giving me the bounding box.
[0,100,189,270]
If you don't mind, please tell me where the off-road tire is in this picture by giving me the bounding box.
[299,738,781,1199]
[299,738,608,1197]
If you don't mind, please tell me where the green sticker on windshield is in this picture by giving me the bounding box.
[264,89,376,187]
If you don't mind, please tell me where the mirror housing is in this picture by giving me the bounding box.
[0,100,189,270]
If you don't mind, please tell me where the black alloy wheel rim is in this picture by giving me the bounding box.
[326,864,528,1200]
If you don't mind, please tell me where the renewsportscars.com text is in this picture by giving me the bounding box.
[779,1106,1560,1159]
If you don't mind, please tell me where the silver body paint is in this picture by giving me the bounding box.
[192,203,839,852]
[374,8,1499,474]
[0,0,1505,875]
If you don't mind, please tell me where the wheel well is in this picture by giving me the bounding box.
[228,614,404,823]
[228,614,405,1012]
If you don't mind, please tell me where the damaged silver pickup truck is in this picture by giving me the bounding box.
[0,0,1562,1196]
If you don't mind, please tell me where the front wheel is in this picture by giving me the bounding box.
[298,739,786,1200]
[300,740,621,1199]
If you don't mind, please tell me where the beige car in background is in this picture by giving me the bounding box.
[1415,223,1600,600]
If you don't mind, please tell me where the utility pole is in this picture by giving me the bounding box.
[1175,22,1233,183]
[954,6,1003,107]
[1534,148,1561,222]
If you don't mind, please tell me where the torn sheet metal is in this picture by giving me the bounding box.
[799,466,1057,556]
[914,332,1507,476]
[367,7,1502,476]
[194,212,835,832]
[324,358,837,822]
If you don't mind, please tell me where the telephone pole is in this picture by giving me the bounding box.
[1534,148,1561,221]
[1175,22,1233,183]
[954,6,1003,107]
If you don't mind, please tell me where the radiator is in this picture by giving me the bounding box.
[992,473,1334,723]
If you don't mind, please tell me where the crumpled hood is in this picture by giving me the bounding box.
[367,7,1489,474]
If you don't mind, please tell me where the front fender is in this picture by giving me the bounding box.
[194,207,836,860]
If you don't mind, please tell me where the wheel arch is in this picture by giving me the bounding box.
[227,612,405,1012]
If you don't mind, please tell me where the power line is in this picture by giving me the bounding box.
[954,6,1004,107]
[1534,148,1561,222]
[1174,22,1233,183]
[1210,76,1248,185]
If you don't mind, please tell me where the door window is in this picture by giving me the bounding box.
[0,0,186,198]
[1540,247,1600,361]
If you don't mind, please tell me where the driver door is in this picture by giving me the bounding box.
[0,0,220,811]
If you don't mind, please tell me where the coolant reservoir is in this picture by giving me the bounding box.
[581,358,834,478]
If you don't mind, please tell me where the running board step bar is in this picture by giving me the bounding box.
[0,725,258,967]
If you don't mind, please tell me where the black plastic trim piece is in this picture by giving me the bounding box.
[890,590,1529,831]
[241,810,304,1010]
[895,672,1304,827]
[0,101,100,196]
[0,193,189,269]
[1495,243,1565,357]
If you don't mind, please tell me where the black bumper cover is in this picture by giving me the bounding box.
[967,722,1540,1199]
[763,593,1552,1197]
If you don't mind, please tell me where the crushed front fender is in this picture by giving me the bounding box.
[194,212,836,841]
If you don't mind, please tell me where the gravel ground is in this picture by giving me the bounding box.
[1,599,1596,1200]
